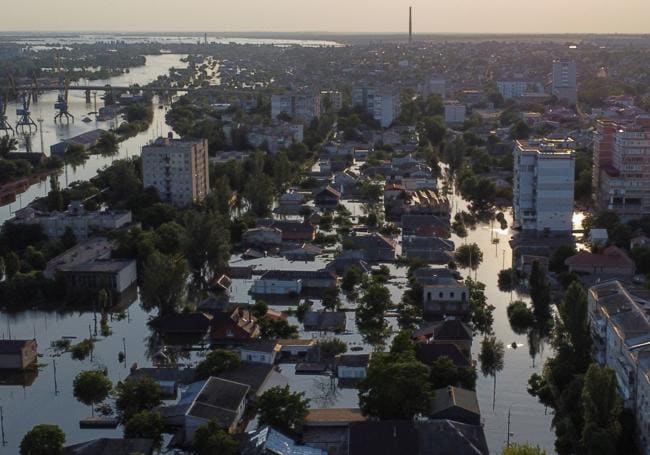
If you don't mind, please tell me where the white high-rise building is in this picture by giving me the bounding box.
[352,87,401,128]
[142,136,210,208]
[513,138,575,232]
[552,59,578,103]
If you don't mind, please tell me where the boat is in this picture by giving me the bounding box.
[79,417,119,429]
[81,116,92,123]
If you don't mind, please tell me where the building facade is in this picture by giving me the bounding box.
[352,87,401,128]
[141,137,210,208]
[593,116,650,219]
[513,139,575,232]
[271,93,320,121]
[551,59,578,103]
[587,281,650,453]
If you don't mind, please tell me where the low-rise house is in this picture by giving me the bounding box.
[302,408,367,455]
[282,243,323,262]
[416,343,472,368]
[242,227,283,247]
[257,219,316,242]
[211,308,259,340]
[430,386,481,425]
[278,191,305,207]
[630,233,650,250]
[348,420,491,455]
[50,129,107,155]
[303,311,347,332]
[336,354,370,385]
[127,367,196,397]
[155,313,213,335]
[314,186,342,209]
[333,171,360,196]
[401,214,449,238]
[412,319,473,359]
[347,233,397,262]
[237,340,280,364]
[243,249,264,260]
[402,235,454,264]
[64,438,154,455]
[161,377,250,441]
[325,257,370,276]
[44,237,137,302]
[0,340,37,370]
[565,246,635,278]
[251,271,302,295]
[242,426,327,455]
[277,339,316,360]
[421,277,470,319]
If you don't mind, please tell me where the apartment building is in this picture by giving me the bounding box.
[551,59,578,103]
[352,87,401,128]
[271,93,320,121]
[142,136,210,208]
[588,281,650,454]
[513,138,575,232]
[320,90,343,112]
[593,116,650,219]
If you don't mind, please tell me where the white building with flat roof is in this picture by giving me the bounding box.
[444,103,466,126]
[142,136,210,208]
[513,138,575,232]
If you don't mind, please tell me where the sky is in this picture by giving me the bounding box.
[2,0,650,34]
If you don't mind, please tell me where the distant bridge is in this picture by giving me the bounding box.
[12,84,260,96]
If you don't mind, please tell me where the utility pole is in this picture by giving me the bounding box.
[506,406,512,447]
[0,406,6,446]
[37,118,44,153]
[53,358,59,395]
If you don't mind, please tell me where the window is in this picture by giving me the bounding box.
[439,292,443,298]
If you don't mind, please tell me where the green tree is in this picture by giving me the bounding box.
[183,211,231,280]
[251,300,268,319]
[455,243,483,270]
[72,370,112,416]
[358,353,433,419]
[141,251,188,316]
[507,301,535,334]
[581,364,622,454]
[322,287,341,311]
[555,282,592,370]
[95,131,119,156]
[428,356,477,390]
[114,376,162,422]
[61,226,77,249]
[502,443,547,455]
[196,349,241,379]
[244,172,274,217]
[47,175,64,212]
[549,245,577,273]
[4,251,20,279]
[256,385,309,434]
[123,410,164,443]
[318,338,347,363]
[154,221,186,255]
[20,424,65,455]
[356,282,392,346]
[0,135,17,158]
[529,260,552,323]
[341,266,363,293]
[466,278,495,336]
[192,419,239,455]
[479,336,505,410]
[498,268,517,292]
[259,317,299,339]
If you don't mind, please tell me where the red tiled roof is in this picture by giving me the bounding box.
[565,246,634,269]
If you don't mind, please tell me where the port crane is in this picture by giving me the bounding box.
[54,78,74,123]
[16,92,37,134]
[54,52,74,123]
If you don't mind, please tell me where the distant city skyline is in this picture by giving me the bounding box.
[3,0,650,34]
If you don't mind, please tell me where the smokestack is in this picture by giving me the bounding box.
[409,7,412,44]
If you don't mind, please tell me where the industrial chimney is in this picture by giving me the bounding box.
[409,7,413,44]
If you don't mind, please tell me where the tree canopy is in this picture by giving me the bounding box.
[256,385,309,434]
[20,424,65,455]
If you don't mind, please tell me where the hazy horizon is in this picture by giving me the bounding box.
[3,0,650,34]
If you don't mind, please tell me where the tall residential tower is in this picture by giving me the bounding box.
[142,135,210,208]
